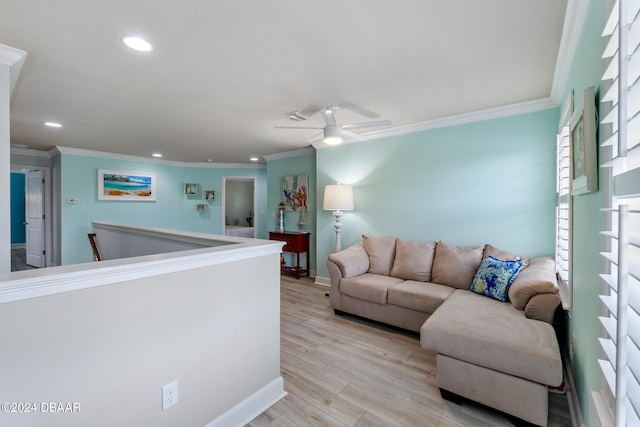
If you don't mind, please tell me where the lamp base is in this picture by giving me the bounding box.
[332,210,344,253]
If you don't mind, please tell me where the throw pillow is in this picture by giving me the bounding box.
[470,255,524,302]
[431,241,484,289]
[390,239,436,281]
[362,235,397,275]
[483,243,529,269]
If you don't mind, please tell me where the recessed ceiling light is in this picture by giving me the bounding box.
[122,36,153,52]
[152,153,162,158]
[250,157,259,162]
[44,122,62,128]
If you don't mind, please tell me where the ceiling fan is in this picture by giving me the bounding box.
[275,105,393,145]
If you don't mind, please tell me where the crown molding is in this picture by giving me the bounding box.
[0,43,28,97]
[263,146,315,161]
[50,146,266,169]
[10,147,52,158]
[550,0,590,103]
[314,97,558,149]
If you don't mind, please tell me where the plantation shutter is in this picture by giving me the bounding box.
[556,122,571,306]
[599,1,640,425]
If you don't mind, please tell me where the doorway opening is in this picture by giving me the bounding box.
[10,165,52,270]
[221,177,256,238]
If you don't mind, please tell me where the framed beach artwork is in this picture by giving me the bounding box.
[570,86,598,195]
[98,169,156,201]
[281,174,308,211]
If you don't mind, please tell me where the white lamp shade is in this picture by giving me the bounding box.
[323,184,354,211]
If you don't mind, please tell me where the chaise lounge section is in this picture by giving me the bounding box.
[327,235,563,427]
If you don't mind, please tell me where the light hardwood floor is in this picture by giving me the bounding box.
[246,276,572,427]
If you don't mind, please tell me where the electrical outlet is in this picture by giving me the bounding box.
[162,381,178,410]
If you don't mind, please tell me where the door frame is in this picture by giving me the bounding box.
[221,176,256,237]
[11,164,53,267]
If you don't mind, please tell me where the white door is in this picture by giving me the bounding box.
[25,170,44,268]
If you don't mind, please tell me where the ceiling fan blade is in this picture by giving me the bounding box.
[342,120,393,130]
[305,131,324,143]
[274,125,324,129]
[343,130,364,141]
[342,102,380,119]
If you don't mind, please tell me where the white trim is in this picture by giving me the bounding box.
[11,163,53,268]
[263,146,315,161]
[10,147,51,158]
[0,43,27,96]
[221,176,257,237]
[313,98,558,150]
[564,350,585,427]
[314,276,331,287]
[592,391,614,427]
[50,146,265,168]
[551,0,591,103]
[0,225,283,304]
[204,377,286,427]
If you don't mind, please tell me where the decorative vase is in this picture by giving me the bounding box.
[278,203,285,232]
[297,207,307,232]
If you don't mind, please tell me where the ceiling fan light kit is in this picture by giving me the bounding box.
[323,125,343,145]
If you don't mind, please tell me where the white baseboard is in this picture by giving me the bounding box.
[204,376,286,427]
[314,276,330,286]
[564,352,584,427]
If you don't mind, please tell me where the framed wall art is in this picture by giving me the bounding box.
[98,170,156,201]
[570,86,598,195]
[281,174,308,211]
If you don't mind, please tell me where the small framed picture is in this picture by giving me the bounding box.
[204,190,216,201]
[196,203,206,212]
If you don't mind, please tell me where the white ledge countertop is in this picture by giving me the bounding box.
[0,222,284,304]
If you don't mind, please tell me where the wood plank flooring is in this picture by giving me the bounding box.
[246,276,572,427]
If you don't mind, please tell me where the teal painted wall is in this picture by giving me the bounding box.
[315,108,559,279]
[266,152,316,271]
[59,153,266,265]
[559,2,608,426]
[10,172,26,244]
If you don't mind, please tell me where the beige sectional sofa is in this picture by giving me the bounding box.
[327,235,563,427]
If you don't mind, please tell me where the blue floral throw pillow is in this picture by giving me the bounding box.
[470,255,523,302]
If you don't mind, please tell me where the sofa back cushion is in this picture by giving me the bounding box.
[362,235,397,275]
[431,241,484,289]
[390,239,436,281]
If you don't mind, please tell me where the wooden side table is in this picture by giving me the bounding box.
[269,231,310,279]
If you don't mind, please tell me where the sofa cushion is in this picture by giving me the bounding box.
[508,256,558,310]
[362,235,397,275]
[483,244,529,269]
[431,241,483,289]
[387,280,455,314]
[420,290,562,386]
[390,240,436,281]
[470,256,523,302]
[340,273,404,304]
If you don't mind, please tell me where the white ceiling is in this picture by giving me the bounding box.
[2,0,568,163]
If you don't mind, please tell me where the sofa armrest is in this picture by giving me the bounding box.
[524,293,561,324]
[508,256,558,310]
[327,242,370,279]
